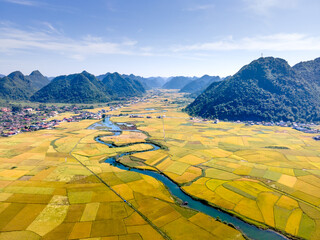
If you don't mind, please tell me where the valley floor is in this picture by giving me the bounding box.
[0,94,244,240]
[109,91,320,240]
[0,90,319,240]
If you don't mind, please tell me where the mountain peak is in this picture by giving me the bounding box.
[101,72,145,98]
[237,57,292,81]
[30,70,43,76]
[81,71,96,80]
[254,57,289,66]
[112,72,122,77]
[0,71,34,100]
[8,71,25,79]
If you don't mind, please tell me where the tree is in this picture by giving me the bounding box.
[11,104,22,112]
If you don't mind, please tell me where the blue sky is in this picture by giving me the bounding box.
[1,0,320,77]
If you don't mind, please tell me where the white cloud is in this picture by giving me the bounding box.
[3,0,38,6]
[0,24,139,60]
[1,24,319,65]
[41,22,60,34]
[243,0,298,15]
[172,33,320,52]
[3,0,79,14]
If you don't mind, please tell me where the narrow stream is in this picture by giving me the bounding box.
[91,118,288,240]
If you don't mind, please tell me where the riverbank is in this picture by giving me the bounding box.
[93,117,290,240]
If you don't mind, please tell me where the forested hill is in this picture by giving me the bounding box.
[30,72,109,103]
[162,76,197,89]
[26,70,50,90]
[185,57,320,122]
[0,71,35,100]
[293,57,320,86]
[179,75,221,94]
[30,71,146,103]
[0,70,50,101]
[101,72,146,98]
[98,73,166,89]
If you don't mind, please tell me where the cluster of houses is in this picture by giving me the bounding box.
[0,106,109,137]
[62,111,104,123]
[223,119,320,134]
[0,96,149,138]
[0,107,59,137]
[129,114,164,119]
[240,120,319,130]
[35,104,93,114]
[129,115,144,118]
[189,117,320,136]
[243,120,320,134]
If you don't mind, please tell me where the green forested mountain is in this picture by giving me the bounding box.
[180,75,221,94]
[0,71,35,100]
[122,74,166,89]
[26,70,50,90]
[30,72,109,103]
[81,71,106,90]
[186,57,320,122]
[30,71,146,103]
[101,72,145,98]
[97,73,165,89]
[162,76,197,89]
[121,74,149,89]
[0,70,49,101]
[293,57,320,86]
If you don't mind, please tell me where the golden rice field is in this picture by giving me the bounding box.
[108,90,320,240]
[0,112,244,239]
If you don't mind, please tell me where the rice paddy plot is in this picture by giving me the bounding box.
[1,91,320,240]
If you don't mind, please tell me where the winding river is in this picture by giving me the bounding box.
[91,118,288,240]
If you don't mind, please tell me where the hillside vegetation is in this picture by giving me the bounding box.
[13,71,146,103]
[30,72,109,103]
[186,57,320,122]
[0,71,35,100]
[101,72,146,99]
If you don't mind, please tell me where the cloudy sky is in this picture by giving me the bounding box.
[1,0,320,77]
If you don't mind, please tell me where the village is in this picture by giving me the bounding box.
[0,97,147,137]
[0,105,106,137]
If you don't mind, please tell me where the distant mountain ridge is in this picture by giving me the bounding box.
[0,70,147,103]
[30,71,146,103]
[97,73,166,89]
[186,57,320,122]
[0,71,48,100]
[101,72,145,99]
[31,71,108,103]
[162,76,197,89]
[180,75,221,95]
[122,74,166,89]
[26,70,50,90]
